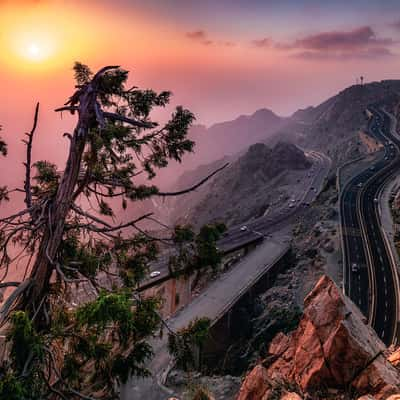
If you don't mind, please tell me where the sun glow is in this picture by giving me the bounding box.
[26,43,42,60]
[0,3,94,72]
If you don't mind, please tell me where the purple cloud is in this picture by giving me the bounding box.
[186,30,207,40]
[294,26,393,50]
[391,19,400,31]
[261,26,395,60]
[185,30,236,47]
[293,46,394,61]
[251,38,272,48]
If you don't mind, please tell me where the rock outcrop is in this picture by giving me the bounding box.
[237,275,400,400]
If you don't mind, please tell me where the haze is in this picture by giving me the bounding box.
[2,0,400,192]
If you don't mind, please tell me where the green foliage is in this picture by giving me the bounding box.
[191,386,213,400]
[0,373,28,400]
[0,126,7,157]
[195,223,226,270]
[2,312,47,399]
[32,160,60,197]
[73,61,93,85]
[64,293,160,387]
[168,317,211,371]
[0,62,211,399]
[0,186,9,205]
[8,311,43,374]
[58,233,112,278]
[169,223,226,277]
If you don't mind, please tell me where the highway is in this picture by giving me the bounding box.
[144,150,331,286]
[203,151,331,253]
[124,149,331,399]
[122,239,290,400]
[341,107,400,345]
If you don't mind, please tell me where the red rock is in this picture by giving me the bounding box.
[237,276,400,400]
[236,365,271,400]
[389,348,400,368]
[280,393,302,400]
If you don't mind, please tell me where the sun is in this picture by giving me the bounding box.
[27,43,41,60]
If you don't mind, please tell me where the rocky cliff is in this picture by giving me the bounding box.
[236,276,400,400]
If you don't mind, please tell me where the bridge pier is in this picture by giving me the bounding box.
[199,248,292,373]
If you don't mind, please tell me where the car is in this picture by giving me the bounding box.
[351,263,358,272]
[369,166,375,171]
[358,182,363,188]
[240,226,248,231]
[149,271,161,278]
[385,157,389,161]
[374,198,379,203]
[310,186,314,191]
[289,204,295,208]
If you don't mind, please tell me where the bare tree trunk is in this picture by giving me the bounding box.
[25,90,93,311]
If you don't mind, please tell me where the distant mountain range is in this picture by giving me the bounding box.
[134,79,400,228]
[189,108,284,163]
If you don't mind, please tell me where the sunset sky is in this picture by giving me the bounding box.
[2,0,400,182]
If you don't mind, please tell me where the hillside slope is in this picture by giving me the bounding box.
[170,142,311,227]
[278,80,400,165]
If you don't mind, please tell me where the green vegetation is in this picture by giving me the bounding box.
[168,317,211,371]
[191,385,214,400]
[0,63,222,399]
[169,222,227,277]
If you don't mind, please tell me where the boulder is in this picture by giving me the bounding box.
[236,365,271,400]
[280,393,302,400]
[237,276,400,399]
[389,348,400,368]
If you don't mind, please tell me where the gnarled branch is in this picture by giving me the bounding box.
[157,162,229,196]
[23,102,39,210]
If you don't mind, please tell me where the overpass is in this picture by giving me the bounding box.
[121,238,290,400]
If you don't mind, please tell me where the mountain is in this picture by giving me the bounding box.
[190,108,283,161]
[134,79,400,228]
[169,142,311,227]
[155,108,285,188]
[276,80,400,166]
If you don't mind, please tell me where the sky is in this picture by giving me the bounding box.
[2,0,400,185]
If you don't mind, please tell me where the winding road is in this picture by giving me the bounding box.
[341,108,400,345]
[123,149,331,399]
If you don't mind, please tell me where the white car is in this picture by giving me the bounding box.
[149,271,161,278]
[240,226,248,231]
[351,263,358,272]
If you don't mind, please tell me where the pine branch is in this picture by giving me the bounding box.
[102,111,156,128]
[157,162,229,196]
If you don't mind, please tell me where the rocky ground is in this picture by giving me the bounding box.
[237,275,400,400]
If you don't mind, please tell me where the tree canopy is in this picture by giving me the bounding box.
[0,63,226,399]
